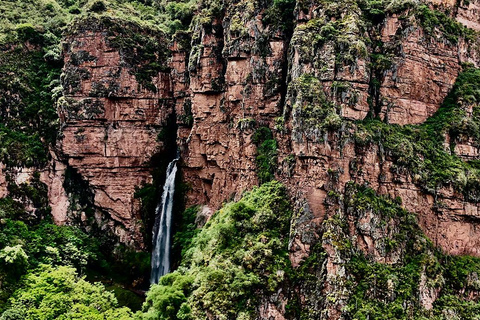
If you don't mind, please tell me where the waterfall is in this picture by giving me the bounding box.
[150,157,179,284]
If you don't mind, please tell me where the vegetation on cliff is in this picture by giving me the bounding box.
[0,43,61,167]
[344,186,480,320]
[139,181,292,320]
[287,0,480,200]
[356,65,480,200]
[252,127,278,184]
[1,0,480,318]
[294,184,480,320]
[0,205,149,315]
[0,175,147,315]
[0,0,193,168]
[2,179,480,319]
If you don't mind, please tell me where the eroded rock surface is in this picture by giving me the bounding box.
[174,0,480,261]
[30,1,479,255]
[56,17,173,248]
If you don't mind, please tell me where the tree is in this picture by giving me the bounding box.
[0,265,133,320]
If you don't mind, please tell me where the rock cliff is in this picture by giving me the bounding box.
[173,0,480,260]
[15,0,475,258]
[55,17,174,248]
[1,0,480,318]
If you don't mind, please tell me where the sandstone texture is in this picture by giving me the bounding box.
[55,17,173,248]
[4,0,477,260]
[174,0,480,260]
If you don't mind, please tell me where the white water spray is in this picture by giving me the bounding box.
[150,158,179,284]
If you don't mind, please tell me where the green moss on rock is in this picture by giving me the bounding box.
[139,181,292,320]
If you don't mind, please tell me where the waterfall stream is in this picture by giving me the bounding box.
[150,158,179,284]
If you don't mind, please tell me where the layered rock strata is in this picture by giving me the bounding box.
[174,0,480,260]
[34,1,479,254]
[174,5,288,208]
[56,17,173,248]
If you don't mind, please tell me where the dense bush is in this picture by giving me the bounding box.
[1,265,133,320]
[416,4,476,43]
[0,48,61,167]
[0,217,104,309]
[252,127,278,184]
[139,181,292,320]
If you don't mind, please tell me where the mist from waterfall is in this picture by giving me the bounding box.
[150,158,179,284]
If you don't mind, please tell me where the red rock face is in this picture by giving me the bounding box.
[175,1,480,262]
[457,0,480,31]
[48,2,480,256]
[56,18,173,248]
[175,10,287,211]
[283,6,480,264]
[380,21,461,124]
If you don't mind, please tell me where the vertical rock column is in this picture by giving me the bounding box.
[57,17,173,248]
[176,2,290,210]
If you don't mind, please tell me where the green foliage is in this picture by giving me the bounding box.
[0,209,150,312]
[290,74,343,142]
[103,246,151,286]
[0,0,69,45]
[427,66,480,143]
[135,183,158,241]
[137,270,194,320]
[263,0,296,31]
[0,245,29,281]
[339,185,480,319]
[141,181,292,320]
[89,0,107,12]
[0,127,47,167]
[359,0,417,24]
[292,10,368,67]
[4,173,50,222]
[165,0,197,34]
[252,127,278,184]
[0,0,198,45]
[0,220,101,272]
[357,0,478,44]
[105,284,144,312]
[441,255,480,291]
[416,4,476,43]
[190,0,223,28]
[358,119,480,197]
[0,215,104,309]
[172,206,201,260]
[0,48,61,167]
[1,265,133,320]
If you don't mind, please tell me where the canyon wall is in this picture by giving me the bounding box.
[0,0,479,318]
[174,0,480,259]
[167,2,480,316]
[4,0,478,258]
